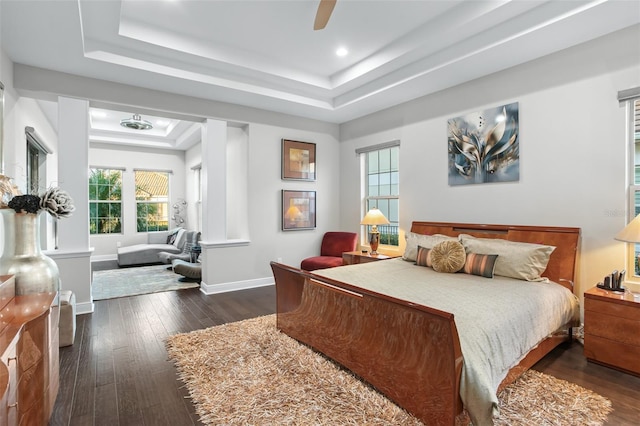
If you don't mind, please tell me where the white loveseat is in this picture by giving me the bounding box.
[116,228,186,266]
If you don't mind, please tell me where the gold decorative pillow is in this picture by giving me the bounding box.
[430,240,466,273]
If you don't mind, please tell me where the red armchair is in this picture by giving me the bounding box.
[300,232,358,271]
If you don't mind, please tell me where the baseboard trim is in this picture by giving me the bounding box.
[91,254,117,262]
[199,276,274,295]
[76,300,95,315]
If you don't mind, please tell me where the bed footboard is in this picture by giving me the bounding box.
[271,262,464,426]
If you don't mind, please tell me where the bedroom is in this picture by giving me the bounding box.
[0,0,639,424]
[0,1,637,317]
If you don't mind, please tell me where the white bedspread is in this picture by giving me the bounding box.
[314,258,579,426]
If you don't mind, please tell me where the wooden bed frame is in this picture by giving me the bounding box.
[270,222,580,425]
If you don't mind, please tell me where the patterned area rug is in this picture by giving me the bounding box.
[92,264,199,300]
[166,315,612,426]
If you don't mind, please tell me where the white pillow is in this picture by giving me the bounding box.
[403,232,458,262]
[173,228,187,248]
[459,234,555,281]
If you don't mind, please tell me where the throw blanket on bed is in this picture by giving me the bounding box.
[314,259,579,426]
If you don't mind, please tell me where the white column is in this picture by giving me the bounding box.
[201,119,227,242]
[57,97,90,250]
[49,96,93,314]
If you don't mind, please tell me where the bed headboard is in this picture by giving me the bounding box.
[410,221,581,291]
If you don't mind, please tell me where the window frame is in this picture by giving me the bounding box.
[359,142,400,250]
[134,169,171,233]
[89,168,123,235]
[625,97,640,282]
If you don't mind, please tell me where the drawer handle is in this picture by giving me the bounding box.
[8,402,17,408]
[7,357,16,364]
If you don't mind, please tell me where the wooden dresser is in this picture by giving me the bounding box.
[0,275,59,425]
[584,286,640,376]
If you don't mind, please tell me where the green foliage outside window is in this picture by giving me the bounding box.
[89,169,122,234]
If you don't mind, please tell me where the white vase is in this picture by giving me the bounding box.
[0,209,60,295]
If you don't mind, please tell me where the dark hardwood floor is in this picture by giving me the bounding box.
[50,286,640,426]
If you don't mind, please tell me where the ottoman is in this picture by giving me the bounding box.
[172,259,202,282]
[59,290,76,347]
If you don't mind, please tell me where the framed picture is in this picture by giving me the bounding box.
[447,102,519,185]
[282,139,316,181]
[282,190,316,231]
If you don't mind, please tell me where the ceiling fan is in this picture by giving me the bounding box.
[314,0,337,30]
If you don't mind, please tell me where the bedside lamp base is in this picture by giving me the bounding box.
[369,231,380,255]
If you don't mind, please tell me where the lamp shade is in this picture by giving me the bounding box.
[614,214,640,243]
[285,205,302,220]
[361,208,390,226]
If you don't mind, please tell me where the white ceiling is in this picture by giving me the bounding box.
[2,0,639,150]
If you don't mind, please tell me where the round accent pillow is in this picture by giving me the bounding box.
[430,240,466,273]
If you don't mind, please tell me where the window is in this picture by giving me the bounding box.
[135,170,170,232]
[89,168,122,234]
[628,98,640,277]
[26,127,50,194]
[360,142,400,247]
[193,164,202,203]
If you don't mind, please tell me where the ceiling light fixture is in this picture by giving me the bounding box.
[120,114,153,130]
[336,47,348,57]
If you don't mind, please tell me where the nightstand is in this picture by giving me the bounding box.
[342,251,401,266]
[583,286,640,376]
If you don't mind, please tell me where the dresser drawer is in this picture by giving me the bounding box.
[584,310,640,345]
[584,334,640,375]
[17,358,45,412]
[585,297,640,321]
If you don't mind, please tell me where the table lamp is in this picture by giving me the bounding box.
[361,208,390,255]
[614,214,640,244]
[614,214,640,285]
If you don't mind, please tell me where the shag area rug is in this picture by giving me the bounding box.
[166,315,612,426]
[92,264,199,300]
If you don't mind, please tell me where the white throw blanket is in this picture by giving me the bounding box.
[314,259,579,426]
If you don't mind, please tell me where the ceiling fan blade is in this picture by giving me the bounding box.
[314,0,337,30]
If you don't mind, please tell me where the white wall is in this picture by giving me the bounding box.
[89,143,186,258]
[1,45,17,179]
[227,125,249,241]
[11,98,58,192]
[339,26,640,316]
[0,47,60,252]
[184,142,202,231]
[201,122,340,292]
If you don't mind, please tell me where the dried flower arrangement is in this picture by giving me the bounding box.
[1,176,75,218]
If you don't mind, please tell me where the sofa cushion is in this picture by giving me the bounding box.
[147,230,171,244]
[159,232,201,264]
[173,228,187,249]
[117,243,181,266]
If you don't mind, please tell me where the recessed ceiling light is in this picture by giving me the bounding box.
[156,120,170,127]
[336,47,348,57]
[91,110,107,118]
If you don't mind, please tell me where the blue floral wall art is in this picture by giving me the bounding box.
[448,102,519,185]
